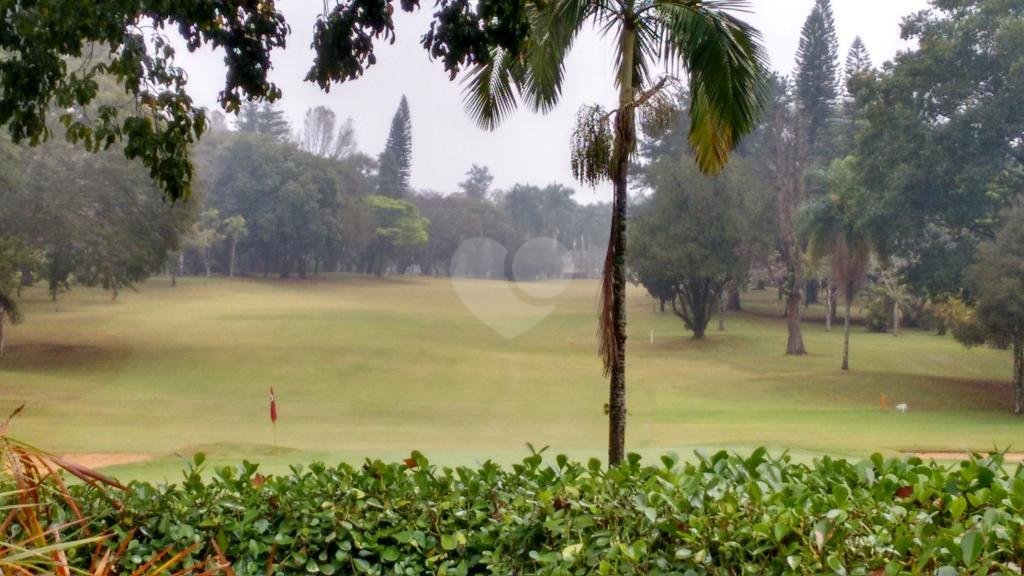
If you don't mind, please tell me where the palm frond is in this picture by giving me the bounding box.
[654,0,768,173]
[522,0,593,113]
[460,49,526,131]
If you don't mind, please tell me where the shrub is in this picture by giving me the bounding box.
[7,449,1024,575]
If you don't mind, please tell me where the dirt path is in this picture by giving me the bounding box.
[908,452,1024,463]
[59,453,153,469]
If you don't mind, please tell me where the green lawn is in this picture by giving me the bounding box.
[0,275,1019,481]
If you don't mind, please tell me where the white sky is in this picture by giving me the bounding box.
[173,0,931,203]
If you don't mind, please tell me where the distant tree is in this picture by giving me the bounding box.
[377,96,412,199]
[222,215,249,278]
[201,133,363,278]
[237,102,291,141]
[298,106,357,160]
[0,237,38,356]
[364,195,428,275]
[794,0,840,152]
[458,164,494,200]
[0,136,190,302]
[800,157,872,370]
[844,37,872,82]
[955,202,1024,414]
[630,154,764,339]
[183,209,224,277]
[412,192,513,277]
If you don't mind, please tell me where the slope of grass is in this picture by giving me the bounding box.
[0,275,1018,481]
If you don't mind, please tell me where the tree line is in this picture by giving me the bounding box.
[0,93,611,354]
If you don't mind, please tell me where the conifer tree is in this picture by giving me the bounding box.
[845,36,873,83]
[236,102,292,141]
[377,96,412,199]
[795,0,840,150]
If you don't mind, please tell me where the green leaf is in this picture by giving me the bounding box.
[960,530,982,565]
[949,496,966,520]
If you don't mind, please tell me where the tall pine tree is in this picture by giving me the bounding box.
[377,96,412,199]
[837,37,873,157]
[236,102,291,141]
[845,37,872,82]
[794,0,840,151]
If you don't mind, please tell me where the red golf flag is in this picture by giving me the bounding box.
[269,387,278,424]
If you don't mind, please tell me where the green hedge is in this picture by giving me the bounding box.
[24,450,1024,574]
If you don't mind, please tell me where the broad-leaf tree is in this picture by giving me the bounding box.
[853,0,1024,299]
[954,202,1024,415]
[460,0,767,463]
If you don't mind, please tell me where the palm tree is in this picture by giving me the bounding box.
[800,159,872,371]
[461,0,768,464]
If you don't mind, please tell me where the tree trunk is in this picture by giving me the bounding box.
[785,281,805,354]
[892,301,901,336]
[659,298,666,313]
[229,237,237,277]
[727,287,741,311]
[775,108,806,355]
[1013,336,1022,415]
[0,308,6,357]
[718,289,726,331]
[825,278,833,331]
[604,23,637,468]
[842,293,852,371]
[171,253,178,287]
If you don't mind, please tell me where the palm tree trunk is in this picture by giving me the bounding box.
[842,293,852,371]
[604,22,637,467]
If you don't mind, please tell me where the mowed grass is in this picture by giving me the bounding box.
[0,274,1020,481]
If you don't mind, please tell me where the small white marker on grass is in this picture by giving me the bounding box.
[650,329,654,345]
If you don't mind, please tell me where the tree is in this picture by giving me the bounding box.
[0,237,38,357]
[222,216,249,278]
[955,202,1024,414]
[458,165,494,200]
[766,75,810,355]
[630,157,759,340]
[377,96,412,199]
[794,0,840,153]
[844,37,872,81]
[183,209,224,278]
[0,136,191,302]
[237,102,291,141]
[298,106,357,160]
[364,196,429,275]
[461,0,766,465]
[853,0,1024,299]
[201,133,366,278]
[800,157,872,371]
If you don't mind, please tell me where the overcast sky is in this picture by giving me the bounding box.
[175,0,931,203]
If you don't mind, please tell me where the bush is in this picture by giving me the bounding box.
[10,450,1024,575]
